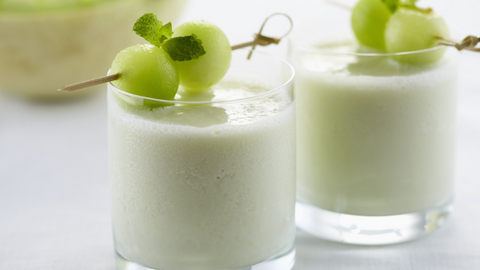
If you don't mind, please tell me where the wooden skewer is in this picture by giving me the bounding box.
[231,36,281,51]
[437,35,480,52]
[59,73,120,92]
[57,40,258,92]
[231,41,257,51]
[57,40,259,92]
[59,13,293,92]
[58,39,286,92]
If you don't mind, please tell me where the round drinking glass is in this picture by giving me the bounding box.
[108,50,296,270]
[289,15,459,245]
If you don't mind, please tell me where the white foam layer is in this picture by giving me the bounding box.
[295,49,458,92]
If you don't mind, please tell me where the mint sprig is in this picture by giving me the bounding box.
[133,13,172,47]
[401,0,432,14]
[163,34,206,61]
[133,13,206,61]
[382,0,426,14]
[381,0,399,13]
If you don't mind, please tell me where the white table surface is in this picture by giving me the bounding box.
[1,0,480,269]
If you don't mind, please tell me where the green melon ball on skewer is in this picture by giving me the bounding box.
[59,14,211,100]
[109,44,179,106]
[385,7,449,64]
[351,0,392,51]
[172,20,231,92]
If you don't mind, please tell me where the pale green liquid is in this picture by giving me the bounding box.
[108,82,296,269]
[294,43,458,216]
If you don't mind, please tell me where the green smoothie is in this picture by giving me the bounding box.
[294,42,458,216]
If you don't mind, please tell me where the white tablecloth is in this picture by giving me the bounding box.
[1,0,479,269]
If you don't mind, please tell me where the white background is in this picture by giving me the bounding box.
[1,0,480,269]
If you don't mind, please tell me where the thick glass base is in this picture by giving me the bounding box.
[115,246,296,270]
[296,201,453,245]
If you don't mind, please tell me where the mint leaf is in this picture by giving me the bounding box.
[133,13,172,47]
[162,34,206,61]
[159,22,173,45]
[133,13,162,45]
[132,14,206,62]
[382,0,399,13]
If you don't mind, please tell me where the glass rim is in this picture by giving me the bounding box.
[288,36,448,57]
[108,50,295,105]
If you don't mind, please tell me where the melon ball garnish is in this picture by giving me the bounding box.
[172,20,232,92]
[109,44,179,101]
[351,0,392,51]
[385,7,449,64]
[63,13,289,96]
[350,0,449,64]
[107,13,207,104]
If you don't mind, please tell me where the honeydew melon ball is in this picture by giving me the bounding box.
[110,44,179,101]
[173,20,231,92]
[385,8,449,64]
[351,0,392,51]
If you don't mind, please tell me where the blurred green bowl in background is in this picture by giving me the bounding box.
[0,0,188,99]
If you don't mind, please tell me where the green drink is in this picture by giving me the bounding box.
[109,51,297,270]
[290,9,458,244]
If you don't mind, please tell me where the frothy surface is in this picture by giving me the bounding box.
[112,80,289,127]
[296,42,457,83]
